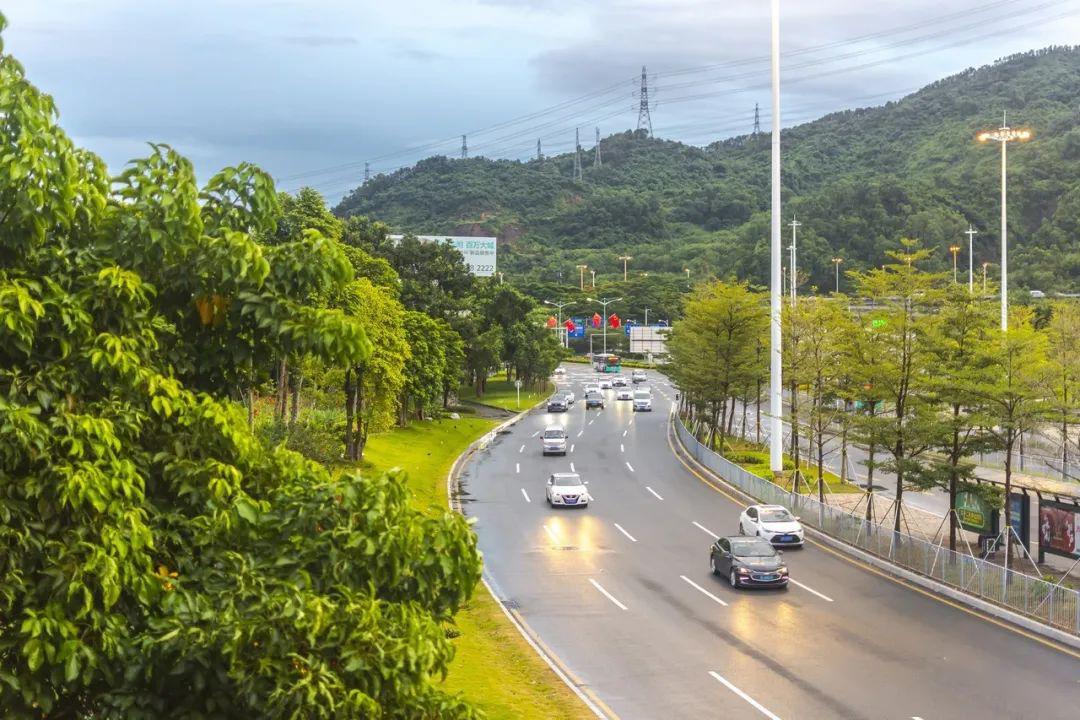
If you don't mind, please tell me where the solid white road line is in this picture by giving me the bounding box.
[515,462,520,474]
[788,578,834,602]
[708,672,782,720]
[645,486,663,500]
[570,462,576,473]
[620,443,625,453]
[570,444,576,453]
[613,523,638,542]
[692,521,719,539]
[519,444,525,453]
[680,575,728,606]
[520,488,531,503]
[588,578,628,611]
[626,462,636,473]
[544,524,559,544]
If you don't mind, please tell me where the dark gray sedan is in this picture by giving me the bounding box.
[709,536,789,589]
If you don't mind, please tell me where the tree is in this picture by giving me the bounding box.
[0,19,481,716]
[381,234,475,319]
[400,310,448,422]
[1044,301,1080,473]
[465,327,504,396]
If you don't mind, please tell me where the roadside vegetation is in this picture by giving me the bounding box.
[458,377,554,412]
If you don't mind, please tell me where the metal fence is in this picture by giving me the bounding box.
[674,415,1080,636]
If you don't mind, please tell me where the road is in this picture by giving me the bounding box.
[458,364,1080,719]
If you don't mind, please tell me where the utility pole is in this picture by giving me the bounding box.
[590,269,596,288]
[363,162,370,184]
[636,66,653,136]
[949,244,961,283]
[769,0,784,478]
[461,134,468,159]
[573,128,583,183]
[965,225,978,293]
[788,215,801,305]
[618,255,632,281]
[537,138,543,163]
[977,113,1031,332]
[983,262,990,293]
[594,127,602,168]
[576,264,588,291]
[588,296,622,355]
[753,102,761,135]
[644,307,651,327]
[832,257,843,294]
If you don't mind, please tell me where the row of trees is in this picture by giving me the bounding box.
[669,241,1080,563]
[0,16,500,715]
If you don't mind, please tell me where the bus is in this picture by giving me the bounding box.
[591,353,621,373]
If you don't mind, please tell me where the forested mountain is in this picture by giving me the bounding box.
[337,47,1080,294]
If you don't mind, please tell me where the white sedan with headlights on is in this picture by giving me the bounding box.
[545,472,590,508]
[739,504,804,547]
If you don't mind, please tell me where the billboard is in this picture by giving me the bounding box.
[629,325,669,355]
[388,235,497,277]
[955,491,995,535]
[1038,499,1080,559]
[568,318,586,339]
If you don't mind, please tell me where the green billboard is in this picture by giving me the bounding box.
[955,491,994,534]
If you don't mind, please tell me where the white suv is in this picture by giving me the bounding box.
[632,369,647,383]
[541,426,568,455]
[739,504,804,547]
[632,389,652,412]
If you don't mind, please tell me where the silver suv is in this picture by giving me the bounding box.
[541,426,568,455]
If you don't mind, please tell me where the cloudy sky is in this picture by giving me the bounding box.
[4,0,1077,199]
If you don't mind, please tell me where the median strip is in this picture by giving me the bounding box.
[588,578,628,611]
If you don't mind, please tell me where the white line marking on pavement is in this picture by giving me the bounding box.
[577,430,583,437]
[622,429,628,437]
[626,462,636,473]
[680,575,728,606]
[613,523,638,542]
[588,578,628,611]
[708,672,782,720]
[515,462,520,474]
[520,488,531,503]
[570,462,576,472]
[531,430,540,437]
[544,524,559,544]
[570,444,575,453]
[645,486,663,500]
[692,521,719,539]
[628,419,634,426]
[912,717,925,719]
[788,578,834,602]
[588,419,594,425]
[620,443,624,453]
[519,444,525,453]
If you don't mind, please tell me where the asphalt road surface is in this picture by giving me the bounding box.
[458,364,1080,720]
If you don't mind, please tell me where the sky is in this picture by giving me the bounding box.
[3,0,1078,201]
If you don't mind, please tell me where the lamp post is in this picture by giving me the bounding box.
[982,262,991,293]
[544,299,574,348]
[684,267,691,287]
[618,255,633,282]
[965,226,978,293]
[831,257,843,294]
[587,296,622,355]
[576,264,588,291]
[978,117,1031,331]
[949,245,961,283]
[769,0,783,477]
[590,269,596,288]
[788,215,801,304]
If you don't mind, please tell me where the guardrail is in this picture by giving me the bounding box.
[673,414,1080,637]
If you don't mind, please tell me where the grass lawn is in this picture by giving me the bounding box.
[458,378,553,413]
[362,417,592,720]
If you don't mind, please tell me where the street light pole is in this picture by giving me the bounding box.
[831,257,843,294]
[544,299,574,348]
[684,267,691,288]
[618,255,633,282]
[588,296,622,355]
[978,117,1031,331]
[965,226,978,294]
[949,245,961,283]
[769,0,783,477]
[788,215,801,305]
[576,264,587,291]
[983,262,990,293]
[644,307,650,327]
[590,269,596,288]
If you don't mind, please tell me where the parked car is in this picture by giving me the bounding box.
[632,389,652,412]
[584,391,604,409]
[739,504,804,547]
[547,396,568,413]
[709,536,788,589]
[541,426,568,455]
[546,472,590,507]
[632,369,647,383]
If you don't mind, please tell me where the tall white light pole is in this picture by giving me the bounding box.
[769,0,783,477]
[977,117,1030,331]
[588,296,621,355]
[544,300,574,348]
[965,225,978,294]
[788,215,801,304]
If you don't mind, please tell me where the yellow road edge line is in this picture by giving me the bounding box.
[664,418,1080,661]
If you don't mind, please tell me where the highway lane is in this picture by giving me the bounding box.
[458,364,1080,719]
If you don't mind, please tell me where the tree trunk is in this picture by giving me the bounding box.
[246,387,255,433]
[354,379,367,461]
[893,437,905,534]
[817,424,826,504]
[755,379,761,444]
[1003,428,1014,570]
[949,403,961,552]
[344,369,355,459]
[790,382,800,493]
[275,357,288,424]
[865,402,877,522]
[289,373,303,426]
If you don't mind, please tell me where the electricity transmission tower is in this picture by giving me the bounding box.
[573,128,583,182]
[636,66,653,136]
[594,127,602,168]
[461,134,467,159]
[363,162,370,183]
[753,103,761,135]
[537,138,543,163]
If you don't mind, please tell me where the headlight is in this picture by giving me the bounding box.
[778,566,788,575]
[737,567,751,575]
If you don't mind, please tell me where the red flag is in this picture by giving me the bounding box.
[608,313,621,329]
[546,316,557,328]
[564,319,576,332]
[592,313,602,328]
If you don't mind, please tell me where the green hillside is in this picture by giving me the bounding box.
[337,47,1080,294]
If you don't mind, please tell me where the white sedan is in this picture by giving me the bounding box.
[739,504,804,547]
[546,473,590,507]
[616,387,633,401]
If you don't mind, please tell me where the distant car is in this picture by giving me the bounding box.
[583,383,600,395]
[739,504,804,547]
[553,367,566,376]
[1030,290,1046,299]
[632,389,652,411]
[710,536,788,589]
[616,387,633,401]
[584,391,604,409]
[632,369,647,383]
[546,396,568,413]
[612,376,628,388]
[599,379,613,390]
[562,390,575,405]
[541,426,568,455]
[546,472,590,507]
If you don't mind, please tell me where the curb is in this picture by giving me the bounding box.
[446,388,614,720]
[667,411,1080,655]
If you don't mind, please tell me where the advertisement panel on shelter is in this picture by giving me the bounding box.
[1038,500,1080,559]
[955,491,994,535]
